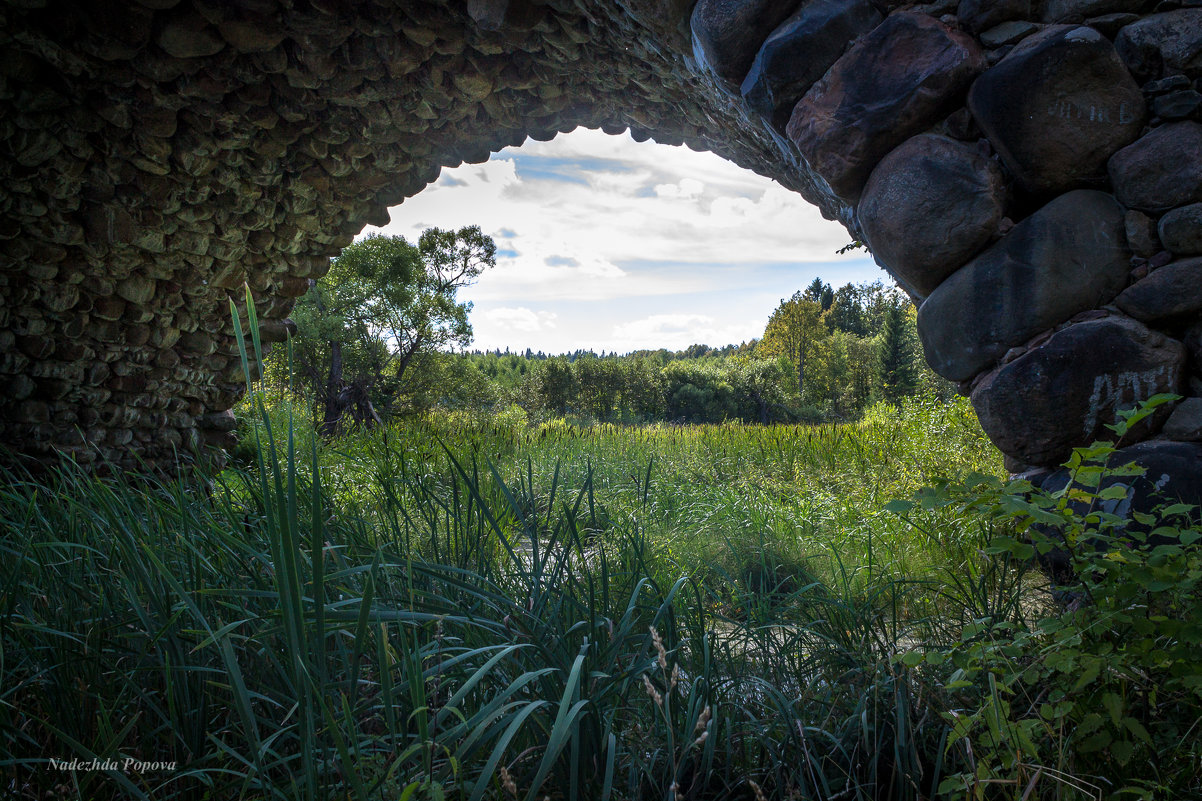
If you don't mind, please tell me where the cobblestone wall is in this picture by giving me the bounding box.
[2,0,1200,494]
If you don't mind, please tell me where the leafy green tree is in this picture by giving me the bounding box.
[535,357,577,415]
[619,358,666,421]
[289,227,494,435]
[826,283,867,336]
[418,353,499,411]
[663,361,737,423]
[573,356,624,421]
[859,280,909,337]
[757,291,828,401]
[843,333,879,412]
[729,358,792,423]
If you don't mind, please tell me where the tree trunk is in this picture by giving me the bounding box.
[320,339,344,438]
[796,342,805,399]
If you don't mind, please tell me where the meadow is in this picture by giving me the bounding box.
[3,392,1201,800]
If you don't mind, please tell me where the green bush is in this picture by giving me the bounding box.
[891,398,1202,799]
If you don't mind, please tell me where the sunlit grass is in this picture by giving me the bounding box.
[5,390,1199,799]
[0,391,1002,801]
[256,394,1002,598]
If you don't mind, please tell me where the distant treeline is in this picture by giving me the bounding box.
[260,230,948,432]
[464,342,748,362]
[446,279,948,424]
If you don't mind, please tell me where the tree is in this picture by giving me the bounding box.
[757,291,827,401]
[290,227,495,436]
[877,303,918,403]
[859,280,910,337]
[535,357,577,415]
[826,283,867,336]
[573,355,624,421]
[803,277,834,311]
[663,361,737,423]
[387,226,496,390]
[619,358,666,421]
[729,357,792,424]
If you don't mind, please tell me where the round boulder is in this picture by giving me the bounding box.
[968,25,1146,197]
[1164,398,1202,441]
[917,190,1131,382]
[957,0,1033,34]
[858,134,1006,298]
[1158,203,1202,255]
[1114,257,1202,323]
[1115,10,1202,82]
[1108,121,1202,214]
[971,315,1187,466]
[786,12,984,201]
[1042,0,1155,24]
[1039,440,1202,519]
[741,0,882,131]
[691,0,799,85]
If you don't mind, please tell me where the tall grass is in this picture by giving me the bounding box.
[14,300,1195,799]
[1,311,995,800]
[6,389,1198,798]
[1,426,975,800]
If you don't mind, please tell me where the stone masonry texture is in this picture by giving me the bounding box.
[1,1,1201,498]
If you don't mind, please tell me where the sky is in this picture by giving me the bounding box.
[362,127,886,354]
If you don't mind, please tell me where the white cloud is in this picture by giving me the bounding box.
[654,177,705,200]
[610,313,760,352]
[368,128,857,269]
[483,307,558,333]
[359,127,886,352]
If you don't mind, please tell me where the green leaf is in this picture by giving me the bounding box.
[1102,692,1123,725]
[1110,739,1135,765]
[884,499,915,515]
[1123,717,1152,745]
[1072,660,1101,692]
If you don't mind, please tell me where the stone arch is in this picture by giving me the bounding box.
[1,0,1201,490]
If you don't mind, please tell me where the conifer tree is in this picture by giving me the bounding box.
[877,303,917,403]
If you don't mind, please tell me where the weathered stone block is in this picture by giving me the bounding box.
[691,0,798,85]
[1108,121,1202,213]
[957,0,1032,34]
[1115,257,1202,322]
[216,15,285,54]
[972,315,1187,465]
[156,11,226,59]
[787,12,984,200]
[1153,89,1202,121]
[1084,13,1140,40]
[1159,203,1202,255]
[115,275,156,305]
[1042,0,1155,24]
[1115,10,1202,81]
[258,318,297,343]
[741,0,882,130]
[979,21,1042,49]
[918,190,1130,381]
[199,410,237,432]
[1164,397,1202,440]
[859,134,1006,298]
[968,25,1145,196]
[1125,209,1161,257]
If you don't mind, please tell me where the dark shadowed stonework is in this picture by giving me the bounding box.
[2,1,1202,499]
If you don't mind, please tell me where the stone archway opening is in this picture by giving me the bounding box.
[1,0,1201,499]
[364,125,877,356]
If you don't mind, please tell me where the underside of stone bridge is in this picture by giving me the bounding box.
[1,0,1201,498]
